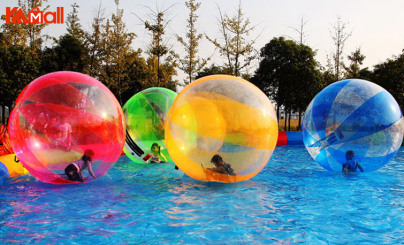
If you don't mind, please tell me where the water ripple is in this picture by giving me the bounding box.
[0,147,403,244]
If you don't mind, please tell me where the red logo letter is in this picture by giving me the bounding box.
[44,11,56,24]
[5,7,18,24]
[11,8,28,24]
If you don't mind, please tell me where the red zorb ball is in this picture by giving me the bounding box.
[9,71,125,184]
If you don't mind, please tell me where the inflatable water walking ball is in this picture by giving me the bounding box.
[8,71,125,184]
[302,79,404,172]
[0,161,9,185]
[0,154,29,178]
[123,87,177,163]
[165,75,278,183]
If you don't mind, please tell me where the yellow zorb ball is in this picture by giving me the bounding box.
[165,75,278,183]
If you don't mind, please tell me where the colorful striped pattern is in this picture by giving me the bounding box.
[302,79,403,172]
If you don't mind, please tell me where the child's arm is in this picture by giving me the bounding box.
[356,161,364,172]
[88,161,96,178]
[160,152,168,162]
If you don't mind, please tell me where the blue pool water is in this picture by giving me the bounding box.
[0,146,403,244]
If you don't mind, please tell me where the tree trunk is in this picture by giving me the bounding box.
[288,109,291,131]
[298,110,302,131]
[284,108,287,131]
[276,106,279,124]
[157,55,160,86]
[117,86,122,106]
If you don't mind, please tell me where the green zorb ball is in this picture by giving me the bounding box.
[123,87,177,163]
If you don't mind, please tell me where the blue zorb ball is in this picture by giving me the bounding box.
[302,79,404,172]
[0,161,9,185]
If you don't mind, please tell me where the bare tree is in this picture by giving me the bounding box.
[287,17,308,45]
[85,3,106,78]
[205,1,257,77]
[329,17,351,80]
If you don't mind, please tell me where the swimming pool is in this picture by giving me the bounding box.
[0,146,403,244]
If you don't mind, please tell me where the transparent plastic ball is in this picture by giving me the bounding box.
[165,75,278,182]
[302,79,403,172]
[123,87,177,163]
[9,71,125,184]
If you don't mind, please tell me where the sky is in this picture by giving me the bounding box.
[2,0,404,81]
